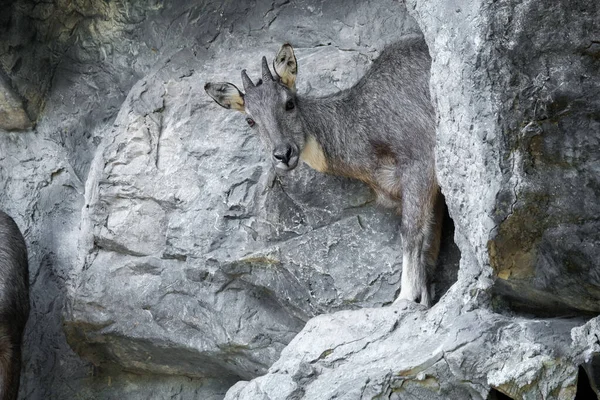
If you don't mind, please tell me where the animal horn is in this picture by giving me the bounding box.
[241,69,254,91]
[262,56,274,81]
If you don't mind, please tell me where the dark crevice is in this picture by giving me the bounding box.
[487,388,514,400]
[432,197,461,304]
[576,365,599,400]
[491,280,600,319]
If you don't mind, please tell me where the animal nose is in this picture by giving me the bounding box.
[273,144,293,165]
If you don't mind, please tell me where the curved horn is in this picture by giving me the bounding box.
[241,69,254,91]
[262,56,274,81]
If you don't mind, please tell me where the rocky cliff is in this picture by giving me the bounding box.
[0,1,598,399]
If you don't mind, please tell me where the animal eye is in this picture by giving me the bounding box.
[285,99,295,111]
[246,117,255,127]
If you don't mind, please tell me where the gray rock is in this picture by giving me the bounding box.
[225,303,592,400]
[63,372,236,400]
[64,0,458,384]
[1,0,457,398]
[0,0,598,399]
[226,0,600,397]
[409,0,600,313]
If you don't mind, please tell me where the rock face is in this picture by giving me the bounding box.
[0,73,31,130]
[64,0,461,386]
[0,0,598,399]
[226,0,600,398]
[411,0,600,314]
[225,304,593,400]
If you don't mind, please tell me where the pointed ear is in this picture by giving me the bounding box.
[204,82,245,112]
[273,44,297,90]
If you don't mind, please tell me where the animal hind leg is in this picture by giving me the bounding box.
[396,230,429,305]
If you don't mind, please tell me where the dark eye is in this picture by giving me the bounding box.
[246,117,255,127]
[285,99,295,111]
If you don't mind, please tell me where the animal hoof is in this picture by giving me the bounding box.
[394,287,431,308]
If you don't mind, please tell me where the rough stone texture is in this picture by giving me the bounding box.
[225,303,593,400]
[409,0,600,313]
[0,0,599,399]
[0,0,457,399]
[64,0,460,386]
[0,73,31,130]
[226,0,600,398]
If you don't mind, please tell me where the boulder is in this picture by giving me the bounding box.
[225,303,593,400]
[409,0,600,313]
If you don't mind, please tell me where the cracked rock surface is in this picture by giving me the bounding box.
[411,0,600,314]
[0,73,30,130]
[1,0,457,398]
[225,302,593,400]
[0,0,598,399]
[227,0,600,398]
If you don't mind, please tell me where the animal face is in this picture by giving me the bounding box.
[205,45,302,171]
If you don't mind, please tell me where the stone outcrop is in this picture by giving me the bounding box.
[227,0,600,398]
[225,304,595,400]
[411,0,600,314]
[63,0,462,387]
[0,0,598,399]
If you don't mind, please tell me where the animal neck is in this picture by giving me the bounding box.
[296,95,352,175]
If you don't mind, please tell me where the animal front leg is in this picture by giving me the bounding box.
[393,177,438,307]
[395,231,431,306]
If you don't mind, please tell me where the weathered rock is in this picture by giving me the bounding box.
[1,0,458,399]
[572,317,600,398]
[0,73,31,130]
[408,0,600,313]
[225,303,595,400]
[60,371,236,400]
[1,1,191,398]
[0,0,598,399]
[225,0,600,398]
[63,0,462,384]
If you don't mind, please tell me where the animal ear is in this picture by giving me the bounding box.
[273,43,297,90]
[204,82,245,112]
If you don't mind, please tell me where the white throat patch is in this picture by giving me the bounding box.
[300,136,328,172]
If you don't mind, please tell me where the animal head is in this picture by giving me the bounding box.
[204,44,302,171]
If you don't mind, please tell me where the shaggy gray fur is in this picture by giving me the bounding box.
[0,211,29,400]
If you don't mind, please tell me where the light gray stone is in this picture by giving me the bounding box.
[64,0,459,385]
[408,0,600,313]
[1,0,457,399]
[226,0,600,398]
[225,303,593,400]
[0,0,598,399]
